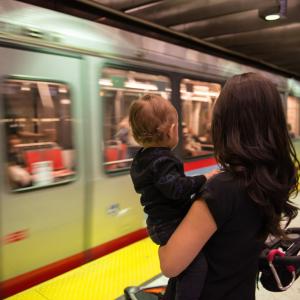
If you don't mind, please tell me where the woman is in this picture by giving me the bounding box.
[158,73,299,300]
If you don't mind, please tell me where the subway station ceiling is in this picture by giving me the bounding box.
[18,0,300,79]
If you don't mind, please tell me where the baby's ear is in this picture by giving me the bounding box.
[167,123,175,137]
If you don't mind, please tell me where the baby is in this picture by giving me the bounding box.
[129,94,218,300]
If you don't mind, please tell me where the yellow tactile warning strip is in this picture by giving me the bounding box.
[5,238,160,300]
[4,290,46,300]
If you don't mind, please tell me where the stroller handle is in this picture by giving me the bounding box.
[259,255,300,268]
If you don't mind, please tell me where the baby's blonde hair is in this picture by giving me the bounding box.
[129,94,177,147]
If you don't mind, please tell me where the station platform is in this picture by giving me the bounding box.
[5,200,300,300]
[6,238,300,300]
[5,238,161,300]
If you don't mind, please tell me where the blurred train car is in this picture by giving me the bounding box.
[1,0,300,298]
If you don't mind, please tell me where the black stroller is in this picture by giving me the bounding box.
[123,227,300,300]
[258,227,300,291]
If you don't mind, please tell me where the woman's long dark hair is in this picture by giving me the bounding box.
[212,72,299,238]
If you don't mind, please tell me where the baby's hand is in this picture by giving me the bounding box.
[204,169,220,180]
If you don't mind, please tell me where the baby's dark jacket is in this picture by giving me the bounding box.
[130,147,206,225]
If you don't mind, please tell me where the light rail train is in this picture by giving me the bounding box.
[1,0,300,298]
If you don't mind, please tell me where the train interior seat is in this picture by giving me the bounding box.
[24,148,74,178]
[104,140,127,170]
[104,146,119,170]
[120,143,127,160]
[104,140,129,171]
[44,148,64,170]
[24,150,42,174]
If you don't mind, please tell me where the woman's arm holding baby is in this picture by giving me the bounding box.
[158,199,217,277]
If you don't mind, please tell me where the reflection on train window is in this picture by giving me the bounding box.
[2,79,76,191]
[100,68,171,172]
[180,79,221,158]
[287,96,300,139]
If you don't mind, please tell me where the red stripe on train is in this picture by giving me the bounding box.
[90,228,148,259]
[184,157,216,172]
[3,229,29,244]
[1,228,148,298]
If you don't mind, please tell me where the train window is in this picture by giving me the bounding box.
[287,96,300,138]
[180,79,221,158]
[99,67,171,172]
[2,79,76,191]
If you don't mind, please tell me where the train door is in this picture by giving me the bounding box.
[87,62,173,256]
[0,46,86,292]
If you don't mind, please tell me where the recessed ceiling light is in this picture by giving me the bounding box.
[265,14,281,21]
[258,0,287,22]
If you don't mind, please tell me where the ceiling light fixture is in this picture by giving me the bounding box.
[259,0,287,21]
